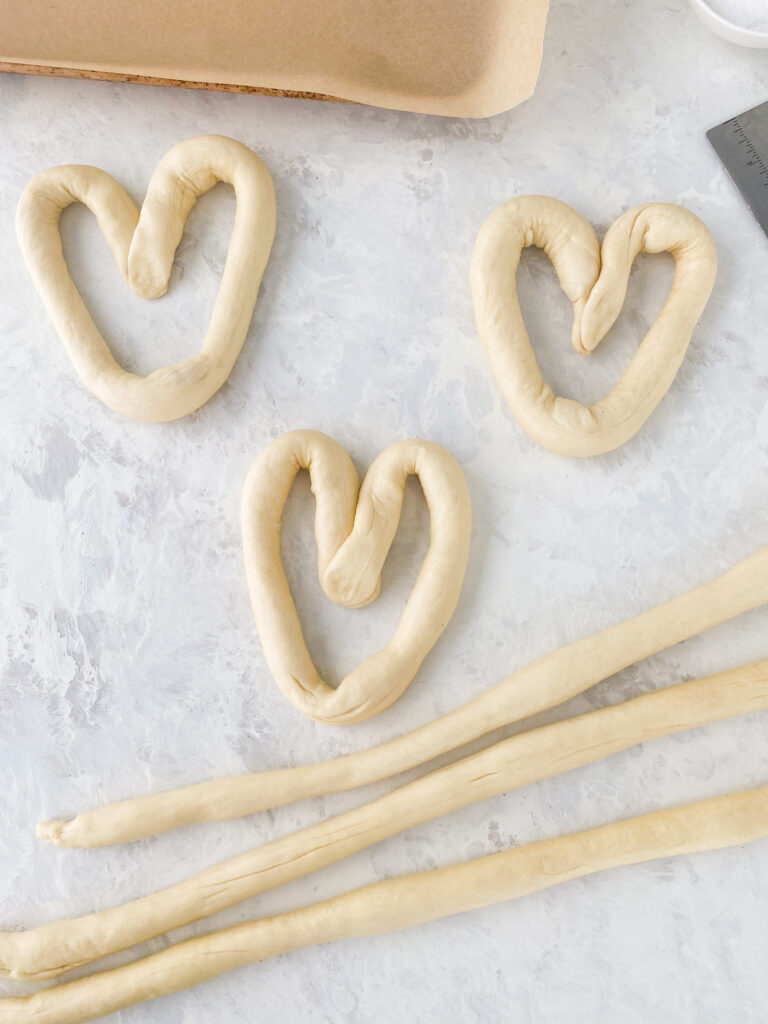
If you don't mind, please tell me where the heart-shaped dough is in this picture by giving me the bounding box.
[16,135,276,422]
[471,196,717,457]
[241,430,472,725]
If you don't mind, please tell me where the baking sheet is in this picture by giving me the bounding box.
[0,0,549,117]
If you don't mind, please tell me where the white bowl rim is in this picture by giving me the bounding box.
[689,0,768,41]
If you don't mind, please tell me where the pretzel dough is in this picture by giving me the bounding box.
[7,659,768,982]
[42,542,768,847]
[471,196,717,456]
[2,788,766,1023]
[15,135,276,421]
[239,430,472,724]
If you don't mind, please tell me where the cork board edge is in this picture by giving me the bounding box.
[0,61,351,103]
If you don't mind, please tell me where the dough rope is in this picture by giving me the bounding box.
[41,542,768,847]
[6,659,768,982]
[471,196,717,457]
[239,429,472,725]
[15,135,276,421]
[1,788,766,1023]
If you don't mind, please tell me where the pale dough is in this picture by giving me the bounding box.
[470,196,718,456]
[6,658,768,982]
[40,542,768,847]
[1,788,766,1023]
[15,135,276,421]
[239,429,472,724]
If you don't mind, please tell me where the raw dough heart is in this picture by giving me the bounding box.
[241,430,472,725]
[471,196,717,457]
[16,135,276,422]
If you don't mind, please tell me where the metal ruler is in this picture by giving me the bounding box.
[708,99,768,238]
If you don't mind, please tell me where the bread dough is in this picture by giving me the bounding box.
[7,657,768,982]
[470,196,717,457]
[239,429,472,724]
[2,787,766,1022]
[15,135,276,421]
[40,542,768,847]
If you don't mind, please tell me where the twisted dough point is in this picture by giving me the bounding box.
[471,196,718,456]
[2,789,767,1023]
[240,430,472,724]
[7,659,768,981]
[15,135,276,421]
[39,542,768,846]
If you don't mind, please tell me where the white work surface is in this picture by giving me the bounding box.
[1,2,767,1020]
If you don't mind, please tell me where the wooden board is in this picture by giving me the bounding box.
[0,61,347,103]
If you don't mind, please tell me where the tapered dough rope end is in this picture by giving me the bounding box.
[36,819,68,846]
[34,769,292,848]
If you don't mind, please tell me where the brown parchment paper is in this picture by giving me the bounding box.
[0,0,549,118]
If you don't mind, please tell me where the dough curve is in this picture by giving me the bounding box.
[16,135,276,421]
[471,196,717,456]
[239,429,472,724]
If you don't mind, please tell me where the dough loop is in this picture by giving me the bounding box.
[241,430,472,724]
[471,196,717,456]
[16,135,276,421]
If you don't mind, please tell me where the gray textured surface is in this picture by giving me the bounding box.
[1,1,768,1020]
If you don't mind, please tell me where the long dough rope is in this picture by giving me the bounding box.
[41,542,768,847]
[239,430,472,724]
[2,788,766,1024]
[5,659,768,982]
[16,135,276,422]
[471,196,717,457]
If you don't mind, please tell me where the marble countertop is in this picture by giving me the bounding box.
[1,1,767,1020]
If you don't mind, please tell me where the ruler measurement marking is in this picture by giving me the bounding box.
[714,118,768,184]
[730,118,768,184]
[708,102,768,236]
